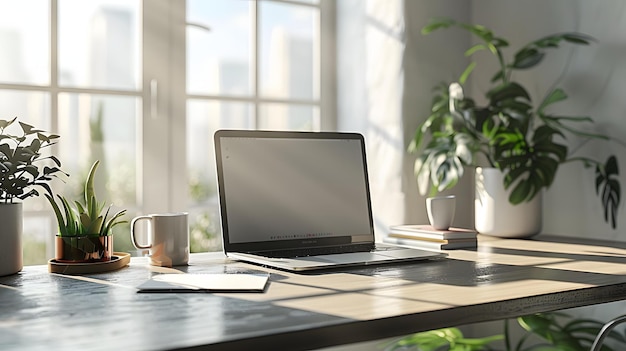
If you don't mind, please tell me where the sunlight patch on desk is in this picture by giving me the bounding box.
[282,273,414,291]
[216,281,335,301]
[479,239,626,258]
[273,292,452,320]
[537,260,626,275]
[446,238,626,268]
[216,274,417,302]
[448,249,570,266]
[367,280,594,307]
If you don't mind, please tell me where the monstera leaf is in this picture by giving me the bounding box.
[596,156,620,229]
[495,125,568,204]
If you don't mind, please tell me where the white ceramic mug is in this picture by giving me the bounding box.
[426,195,456,230]
[131,212,189,267]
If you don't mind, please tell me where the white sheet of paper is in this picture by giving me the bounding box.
[138,273,270,292]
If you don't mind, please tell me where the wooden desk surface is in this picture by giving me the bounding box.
[1,235,625,351]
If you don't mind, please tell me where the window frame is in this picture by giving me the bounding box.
[179,0,336,224]
[0,0,336,263]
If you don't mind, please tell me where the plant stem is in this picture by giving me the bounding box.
[504,319,511,351]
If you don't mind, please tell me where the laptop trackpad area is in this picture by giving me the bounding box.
[308,249,444,264]
[309,252,395,264]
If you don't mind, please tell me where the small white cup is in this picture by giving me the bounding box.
[426,195,456,230]
[131,212,190,267]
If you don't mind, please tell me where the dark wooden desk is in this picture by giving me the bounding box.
[1,235,625,351]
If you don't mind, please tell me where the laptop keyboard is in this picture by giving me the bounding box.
[256,243,404,258]
[259,244,374,258]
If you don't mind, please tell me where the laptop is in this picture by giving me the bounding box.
[214,130,446,271]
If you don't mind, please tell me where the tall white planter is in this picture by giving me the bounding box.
[475,167,542,238]
[0,203,23,276]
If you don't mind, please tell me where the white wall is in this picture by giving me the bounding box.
[337,0,472,239]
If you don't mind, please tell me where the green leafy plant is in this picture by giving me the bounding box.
[0,117,66,203]
[46,160,127,236]
[410,18,621,228]
[385,313,626,351]
[385,327,503,351]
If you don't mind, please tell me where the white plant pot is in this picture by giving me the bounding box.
[0,202,23,276]
[475,167,542,238]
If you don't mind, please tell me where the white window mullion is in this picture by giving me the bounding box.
[169,0,188,212]
[252,0,259,129]
[320,0,336,131]
[142,0,176,213]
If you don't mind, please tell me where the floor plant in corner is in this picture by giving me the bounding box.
[384,312,626,351]
[46,160,127,263]
[0,117,66,276]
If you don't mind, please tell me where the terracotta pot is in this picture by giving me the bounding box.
[55,235,113,263]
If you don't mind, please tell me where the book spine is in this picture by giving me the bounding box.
[383,236,476,250]
[388,231,476,240]
[388,226,477,240]
[388,233,477,244]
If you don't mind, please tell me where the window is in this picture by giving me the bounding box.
[0,0,333,264]
[185,0,328,251]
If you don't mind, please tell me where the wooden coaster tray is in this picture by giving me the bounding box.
[48,252,131,275]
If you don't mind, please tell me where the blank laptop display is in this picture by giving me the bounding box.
[214,130,445,271]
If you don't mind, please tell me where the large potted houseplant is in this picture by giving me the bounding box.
[411,18,621,237]
[385,312,626,351]
[46,160,127,263]
[0,117,65,276]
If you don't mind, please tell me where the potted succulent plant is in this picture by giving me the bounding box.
[411,18,621,236]
[46,160,127,263]
[0,117,66,276]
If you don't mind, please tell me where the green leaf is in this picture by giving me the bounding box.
[509,178,532,204]
[487,82,531,102]
[490,70,505,83]
[464,44,487,57]
[59,196,77,235]
[538,88,568,113]
[18,122,43,135]
[513,48,545,69]
[48,155,62,167]
[421,18,456,35]
[0,117,17,129]
[596,156,621,228]
[518,315,554,335]
[103,209,128,236]
[84,160,100,206]
[459,62,477,85]
[90,215,104,235]
[561,32,595,45]
[45,194,68,236]
[437,157,463,192]
[80,212,92,232]
[22,165,39,178]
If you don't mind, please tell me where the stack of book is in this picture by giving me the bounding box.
[383,224,477,250]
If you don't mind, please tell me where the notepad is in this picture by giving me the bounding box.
[136,273,270,293]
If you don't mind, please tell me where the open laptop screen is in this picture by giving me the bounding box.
[214,130,375,254]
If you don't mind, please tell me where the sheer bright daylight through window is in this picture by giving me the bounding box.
[0,0,331,265]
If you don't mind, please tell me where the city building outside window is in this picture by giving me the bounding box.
[0,0,333,265]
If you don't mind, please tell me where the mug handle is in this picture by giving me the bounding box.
[131,216,153,249]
